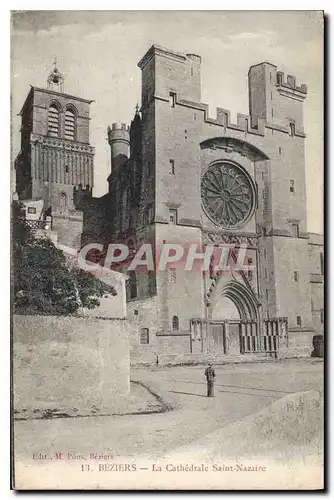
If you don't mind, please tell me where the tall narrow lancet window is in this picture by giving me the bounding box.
[64,108,76,140]
[48,104,60,137]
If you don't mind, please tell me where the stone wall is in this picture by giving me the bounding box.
[308,233,324,336]
[311,282,324,336]
[156,333,192,353]
[13,314,130,413]
[272,235,313,329]
[280,329,315,358]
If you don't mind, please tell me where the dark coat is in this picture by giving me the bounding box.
[205,366,216,381]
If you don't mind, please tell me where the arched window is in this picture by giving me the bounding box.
[64,108,76,140]
[59,192,67,209]
[48,104,60,137]
[139,328,149,344]
[172,315,179,331]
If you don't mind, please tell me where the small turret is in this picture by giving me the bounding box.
[107,122,130,172]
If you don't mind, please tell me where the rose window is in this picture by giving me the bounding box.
[201,162,255,228]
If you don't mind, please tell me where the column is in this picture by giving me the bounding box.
[42,147,46,181]
[47,148,51,183]
[270,321,274,352]
[263,321,267,352]
[88,155,93,187]
[84,155,89,186]
[74,153,78,185]
[225,322,229,354]
[251,322,256,351]
[248,323,251,352]
[70,152,74,185]
[79,154,83,185]
[239,322,245,353]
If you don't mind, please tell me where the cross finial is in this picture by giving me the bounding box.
[135,103,140,115]
[53,56,57,69]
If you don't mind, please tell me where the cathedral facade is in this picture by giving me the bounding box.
[15,45,324,363]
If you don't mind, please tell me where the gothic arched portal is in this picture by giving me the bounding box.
[210,280,259,322]
[209,279,259,355]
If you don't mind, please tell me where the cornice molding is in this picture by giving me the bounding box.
[30,134,94,154]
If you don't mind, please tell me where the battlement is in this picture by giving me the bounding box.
[276,71,307,95]
[107,123,130,145]
[176,97,306,138]
[110,122,130,132]
[248,62,307,95]
[137,46,306,134]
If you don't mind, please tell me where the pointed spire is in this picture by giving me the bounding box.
[135,103,140,115]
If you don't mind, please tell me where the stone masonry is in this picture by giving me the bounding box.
[15,46,324,363]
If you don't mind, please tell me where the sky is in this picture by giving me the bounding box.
[11,10,323,233]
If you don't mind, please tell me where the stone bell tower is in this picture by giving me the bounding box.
[15,60,95,248]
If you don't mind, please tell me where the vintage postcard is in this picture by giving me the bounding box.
[11,10,324,490]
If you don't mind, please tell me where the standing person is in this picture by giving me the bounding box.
[205,363,216,397]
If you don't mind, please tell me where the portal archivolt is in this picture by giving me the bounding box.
[210,280,259,321]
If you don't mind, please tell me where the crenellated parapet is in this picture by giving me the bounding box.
[208,107,265,135]
[276,71,307,101]
[107,123,130,144]
[175,96,267,135]
[172,95,305,138]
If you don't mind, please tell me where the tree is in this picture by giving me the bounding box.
[11,200,32,260]
[71,266,117,310]
[12,201,116,315]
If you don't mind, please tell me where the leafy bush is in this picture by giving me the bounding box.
[12,201,116,315]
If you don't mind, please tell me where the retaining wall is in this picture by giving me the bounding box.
[13,314,130,413]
